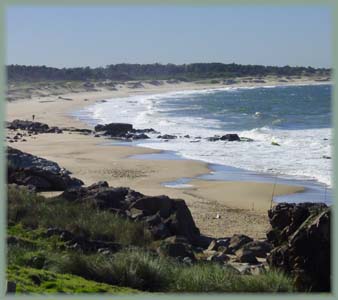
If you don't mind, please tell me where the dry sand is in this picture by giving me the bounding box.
[6,77,313,239]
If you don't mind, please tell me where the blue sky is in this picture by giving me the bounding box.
[6,5,331,68]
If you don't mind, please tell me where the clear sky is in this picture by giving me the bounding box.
[6,5,331,68]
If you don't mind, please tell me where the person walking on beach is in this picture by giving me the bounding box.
[32,114,35,121]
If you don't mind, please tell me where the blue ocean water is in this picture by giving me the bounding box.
[158,84,331,131]
[74,84,332,190]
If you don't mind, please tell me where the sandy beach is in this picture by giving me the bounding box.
[6,76,318,239]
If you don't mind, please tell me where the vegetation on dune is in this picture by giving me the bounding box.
[7,185,295,294]
[7,63,330,82]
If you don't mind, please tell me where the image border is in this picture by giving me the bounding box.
[0,0,336,299]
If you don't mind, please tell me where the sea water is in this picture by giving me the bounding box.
[75,84,332,189]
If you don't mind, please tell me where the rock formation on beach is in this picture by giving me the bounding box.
[267,203,331,292]
[7,147,83,191]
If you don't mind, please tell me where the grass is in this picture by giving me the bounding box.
[51,248,294,293]
[8,185,152,246]
[7,185,295,293]
[7,265,139,294]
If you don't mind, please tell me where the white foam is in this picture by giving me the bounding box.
[74,87,332,187]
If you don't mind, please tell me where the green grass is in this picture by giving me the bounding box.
[7,185,295,293]
[8,185,152,246]
[7,265,139,294]
[51,248,294,293]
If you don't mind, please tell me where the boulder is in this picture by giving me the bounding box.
[220,134,240,141]
[130,195,173,218]
[240,240,272,258]
[267,203,330,292]
[227,234,253,254]
[157,134,177,139]
[59,181,202,244]
[132,128,157,134]
[60,185,133,210]
[207,238,230,251]
[7,147,83,191]
[94,123,133,137]
[164,199,201,244]
[7,119,50,133]
[235,248,259,264]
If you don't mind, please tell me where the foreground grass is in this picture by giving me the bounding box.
[7,265,139,294]
[8,185,152,246]
[7,185,295,293]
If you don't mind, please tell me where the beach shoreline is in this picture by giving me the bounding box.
[6,77,329,239]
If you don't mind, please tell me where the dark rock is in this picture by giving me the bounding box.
[48,126,63,134]
[7,147,83,191]
[132,128,157,134]
[144,213,162,226]
[88,181,109,190]
[94,123,133,137]
[123,132,150,140]
[157,134,177,139]
[130,195,173,218]
[207,238,230,251]
[59,181,202,244]
[240,240,272,258]
[235,248,259,264]
[267,203,330,292]
[227,234,253,254]
[164,199,201,244]
[150,223,171,240]
[7,119,50,133]
[220,134,240,141]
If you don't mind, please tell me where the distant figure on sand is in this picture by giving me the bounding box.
[32,114,35,121]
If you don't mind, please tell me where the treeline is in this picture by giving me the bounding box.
[7,63,330,82]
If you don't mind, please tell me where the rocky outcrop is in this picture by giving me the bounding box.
[206,134,240,142]
[7,147,83,191]
[266,203,330,292]
[58,181,202,245]
[94,123,153,140]
[7,119,62,134]
[94,123,133,136]
[157,134,177,140]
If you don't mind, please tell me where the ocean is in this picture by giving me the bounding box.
[74,83,332,202]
